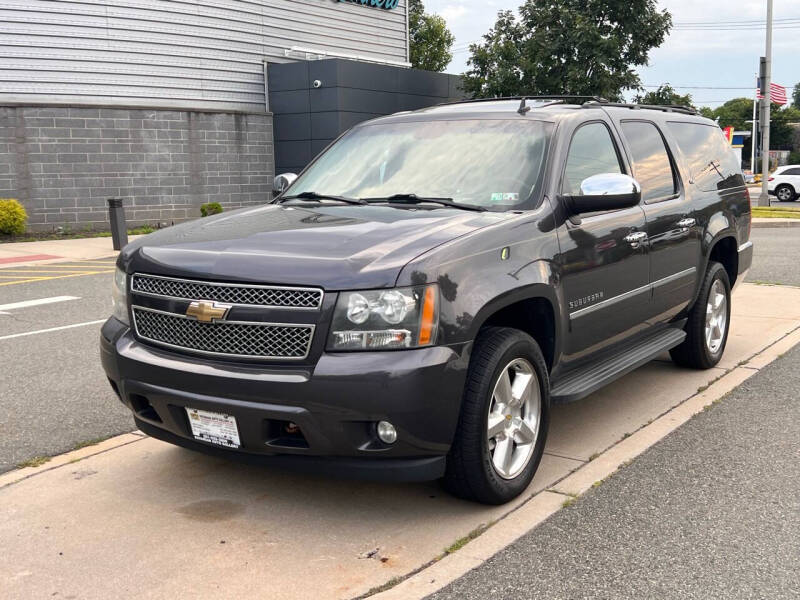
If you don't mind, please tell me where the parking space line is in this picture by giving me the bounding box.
[0,271,114,286]
[0,319,106,341]
[0,296,80,312]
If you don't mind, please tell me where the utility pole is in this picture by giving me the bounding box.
[751,72,758,173]
[758,0,773,207]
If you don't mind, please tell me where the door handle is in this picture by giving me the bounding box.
[624,231,648,249]
[677,218,696,230]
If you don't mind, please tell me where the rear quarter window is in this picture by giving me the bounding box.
[667,122,744,192]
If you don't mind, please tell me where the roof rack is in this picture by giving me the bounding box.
[582,101,697,115]
[436,96,697,116]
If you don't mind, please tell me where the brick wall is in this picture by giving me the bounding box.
[0,106,274,231]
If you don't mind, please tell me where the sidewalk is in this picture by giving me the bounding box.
[429,342,800,600]
[0,235,142,266]
[2,283,800,599]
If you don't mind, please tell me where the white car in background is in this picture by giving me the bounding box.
[768,165,800,202]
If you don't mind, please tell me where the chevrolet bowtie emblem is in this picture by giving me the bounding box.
[185,301,231,323]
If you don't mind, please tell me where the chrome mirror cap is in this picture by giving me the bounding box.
[272,173,298,196]
[579,173,641,197]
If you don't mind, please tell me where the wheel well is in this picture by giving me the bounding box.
[481,298,555,371]
[709,236,738,287]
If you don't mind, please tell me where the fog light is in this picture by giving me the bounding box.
[377,421,397,444]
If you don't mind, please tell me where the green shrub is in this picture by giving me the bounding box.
[0,198,27,235]
[200,202,224,217]
[788,151,800,166]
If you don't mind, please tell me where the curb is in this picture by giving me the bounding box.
[751,220,800,228]
[369,324,800,599]
[0,432,145,490]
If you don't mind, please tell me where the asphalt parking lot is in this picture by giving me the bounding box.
[0,258,132,472]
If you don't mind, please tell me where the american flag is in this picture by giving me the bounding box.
[756,81,788,105]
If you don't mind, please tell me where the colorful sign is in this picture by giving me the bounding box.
[723,126,734,145]
[337,0,400,9]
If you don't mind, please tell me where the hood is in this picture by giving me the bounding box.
[120,203,507,289]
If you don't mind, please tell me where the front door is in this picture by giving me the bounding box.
[556,121,650,365]
[619,119,700,322]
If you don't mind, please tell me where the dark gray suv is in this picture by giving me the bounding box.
[101,97,752,504]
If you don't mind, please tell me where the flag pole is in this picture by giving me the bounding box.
[758,0,773,207]
[751,78,757,174]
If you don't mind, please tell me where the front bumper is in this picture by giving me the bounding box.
[100,318,469,482]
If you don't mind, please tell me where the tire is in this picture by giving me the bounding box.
[775,184,795,202]
[443,327,550,505]
[670,261,731,369]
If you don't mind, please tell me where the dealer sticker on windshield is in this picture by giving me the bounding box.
[491,192,520,204]
[185,407,241,449]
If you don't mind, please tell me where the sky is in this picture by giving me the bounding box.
[422,0,800,108]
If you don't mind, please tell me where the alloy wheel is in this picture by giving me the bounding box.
[705,279,728,354]
[777,186,793,201]
[486,358,541,480]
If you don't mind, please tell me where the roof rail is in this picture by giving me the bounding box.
[436,96,697,116]
[582,101,697,116]
[438,95,608,108]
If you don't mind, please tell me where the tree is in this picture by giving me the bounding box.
[793,83,800,109]
[633,84,693,108]
[464,0,672,100]
[409,0,455,72]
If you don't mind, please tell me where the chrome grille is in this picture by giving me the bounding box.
[131,274,323,309]
[133,307,314,360]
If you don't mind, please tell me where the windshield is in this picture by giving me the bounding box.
[287,119,553,211]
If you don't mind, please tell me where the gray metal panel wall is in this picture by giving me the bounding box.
[269,59,465,174]
[0,0,409,112]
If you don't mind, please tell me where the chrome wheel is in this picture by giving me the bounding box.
[776,186,793,201]
[705,279,728,354]
[486,358,541,480]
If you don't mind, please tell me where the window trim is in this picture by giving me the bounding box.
[620,119,681,205]
[559,120,627,199]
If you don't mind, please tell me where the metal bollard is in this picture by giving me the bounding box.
[107,198,128,251]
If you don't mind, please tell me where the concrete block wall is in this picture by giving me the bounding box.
[0,107,274,231]
[269,59,464,175]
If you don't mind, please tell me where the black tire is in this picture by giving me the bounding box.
[775,184,795,202]
[443,327,550,505]
[670,261,731,369]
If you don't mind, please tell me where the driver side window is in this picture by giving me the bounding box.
[562,122,623,195]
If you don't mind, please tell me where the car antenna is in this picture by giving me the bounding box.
[518,97,531,115]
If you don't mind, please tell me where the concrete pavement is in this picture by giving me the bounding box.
[2,283,800,599]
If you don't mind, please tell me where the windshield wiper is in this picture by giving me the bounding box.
[364,193,486,212]
[277,191,367,206]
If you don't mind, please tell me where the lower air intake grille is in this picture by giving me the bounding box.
[133,308,314,360]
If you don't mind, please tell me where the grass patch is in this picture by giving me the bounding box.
[362,576,403,597]
[442,522,493,556]
[17,456,51,469]
[751,206,800,219]
[72,435,112,451]
[1,224,157,243]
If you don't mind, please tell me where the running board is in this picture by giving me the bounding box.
[550,328,686,404]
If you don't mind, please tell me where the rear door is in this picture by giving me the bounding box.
[618,119,700,321]
[781,167,800,198]
[556,120,651,364]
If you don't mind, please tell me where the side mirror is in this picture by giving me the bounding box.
[564,173,642,214]
[272,173,298,196]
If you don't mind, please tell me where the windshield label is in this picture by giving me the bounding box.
[491,193,520,204]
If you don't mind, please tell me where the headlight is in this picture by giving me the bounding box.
[328,284,439,351]
[111,266,129,326]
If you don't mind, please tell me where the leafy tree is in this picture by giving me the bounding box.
[464,0,672,100]
[409,0,455,72]
[633,84,693,108]
[709,98,753,131]
[793,82,800,109]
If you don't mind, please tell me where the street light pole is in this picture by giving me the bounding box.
[758,0,773,207]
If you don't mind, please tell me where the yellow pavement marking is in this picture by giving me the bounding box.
[0,270,115,286]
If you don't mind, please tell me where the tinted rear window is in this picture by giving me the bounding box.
[667,122,743,191]
[783,168,800,176]
[621,121,677,203]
